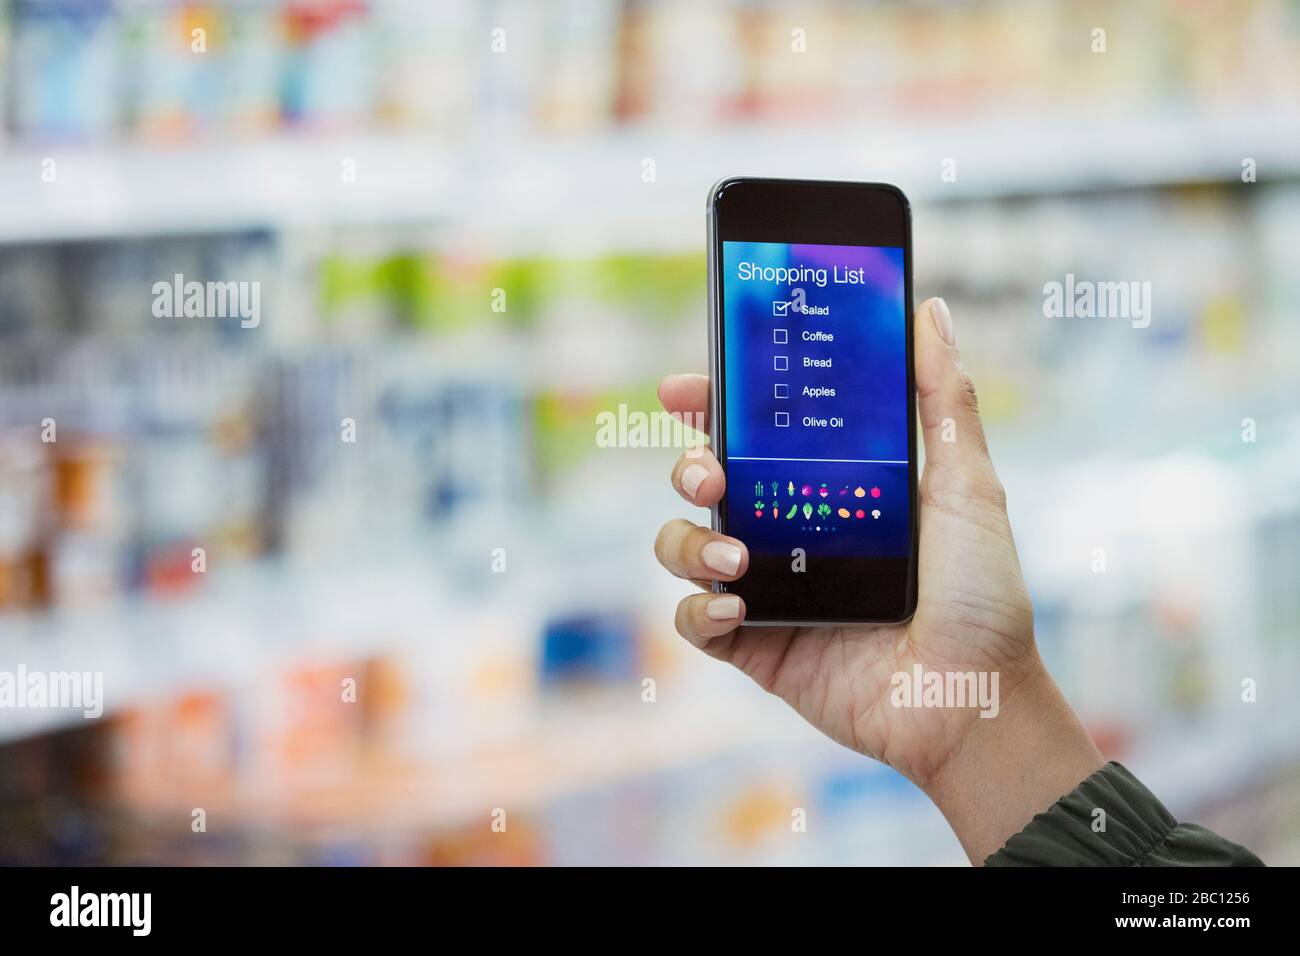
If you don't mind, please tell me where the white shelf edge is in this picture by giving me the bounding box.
[2,109,1297,245]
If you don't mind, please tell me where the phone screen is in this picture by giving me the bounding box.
[721,240,910,559]
[710,179,917,623]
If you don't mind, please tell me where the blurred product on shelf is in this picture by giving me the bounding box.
[3,0,1297,143]
[7,0,120,142]
[540,613,640,685]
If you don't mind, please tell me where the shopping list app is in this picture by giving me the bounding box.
[722,241,909,558]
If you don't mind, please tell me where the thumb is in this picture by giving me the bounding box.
[914,297,1004,503]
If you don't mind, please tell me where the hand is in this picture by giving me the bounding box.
[654,297,1103,863]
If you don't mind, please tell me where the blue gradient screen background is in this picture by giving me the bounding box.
[721,241,910,558]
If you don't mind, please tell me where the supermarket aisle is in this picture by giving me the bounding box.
[0,0,1298,866]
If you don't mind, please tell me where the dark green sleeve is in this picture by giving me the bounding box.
[984,762,1264,867]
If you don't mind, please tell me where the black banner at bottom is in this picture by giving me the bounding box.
[0,864,1274,941]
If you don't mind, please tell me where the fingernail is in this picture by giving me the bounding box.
[706,594,741,620]
[701,540,741,576]
[930,297,955,346]
[681,463,709,500]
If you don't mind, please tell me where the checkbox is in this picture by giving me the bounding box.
[774,411,789,427]
[773,328,788,344]
[773,301,789,316]
[773,355,788,371]
[773,383,788,399]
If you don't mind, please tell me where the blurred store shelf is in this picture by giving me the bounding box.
[1130,718,1300,825]
[0,557,421,743]
[3,109,1297,245]
[0,132,457,243]
[108,684,804,833]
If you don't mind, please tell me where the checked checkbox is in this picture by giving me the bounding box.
[773,301,789,316]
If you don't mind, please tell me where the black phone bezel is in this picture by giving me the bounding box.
[709,177,919,624]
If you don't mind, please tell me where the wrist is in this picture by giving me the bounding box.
[919,653,1104,864]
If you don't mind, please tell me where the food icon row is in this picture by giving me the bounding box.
[752,481,882,499]
[752,500,882,520]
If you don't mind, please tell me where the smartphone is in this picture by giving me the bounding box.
[707,177,918,625]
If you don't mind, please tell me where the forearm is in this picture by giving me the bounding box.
[922,656,1104,865]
